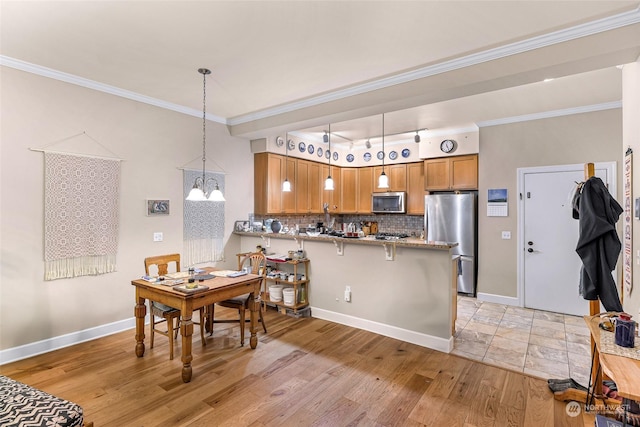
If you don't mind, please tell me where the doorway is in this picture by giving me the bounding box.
[517,162,616,316]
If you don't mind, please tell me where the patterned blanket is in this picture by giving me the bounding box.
[0,375,84,427]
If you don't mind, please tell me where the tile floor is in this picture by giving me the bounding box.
[453,296,592,388]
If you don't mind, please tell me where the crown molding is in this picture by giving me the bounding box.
[476,101,622,128]
[227,6,640,126]
[0,55,227,125]
[2,5,637,129]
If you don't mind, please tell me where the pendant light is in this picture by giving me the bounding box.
[324,124,334,190]
[378,113,389,189]
[282,132,292,192]
[186,68,226,202]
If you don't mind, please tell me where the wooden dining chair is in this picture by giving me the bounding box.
[212,252,268,346]
[144,254,206,360]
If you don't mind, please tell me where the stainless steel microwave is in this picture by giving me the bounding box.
[371,192,406,213]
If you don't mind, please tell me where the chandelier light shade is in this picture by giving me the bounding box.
[324,124,334,190]
[282,132,292,192]
[186,68,225,202]
[378,113,389,189]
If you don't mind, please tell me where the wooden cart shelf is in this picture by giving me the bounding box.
[264,257,310,314]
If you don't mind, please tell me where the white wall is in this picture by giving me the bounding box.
[0,67,253,355]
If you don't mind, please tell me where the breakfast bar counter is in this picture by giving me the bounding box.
[235,231,458,353]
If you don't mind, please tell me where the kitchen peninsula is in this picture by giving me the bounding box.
[235,231,459,353]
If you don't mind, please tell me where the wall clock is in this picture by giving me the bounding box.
[440,139,457,153]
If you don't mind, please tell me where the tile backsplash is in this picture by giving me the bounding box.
[252,214,424,236]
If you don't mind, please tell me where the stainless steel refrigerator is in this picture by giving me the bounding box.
[424,192,477,295]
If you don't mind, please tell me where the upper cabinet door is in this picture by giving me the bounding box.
[340,168,358,213]
[254,153,282,215]
[424,154,478,191]
[373,164,406,192]
[357,167,373,213]
[450,155,478,190]
[406,162,425,215]
[424,158,451,191]
[307,161,322,213]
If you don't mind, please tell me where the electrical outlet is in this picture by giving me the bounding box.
[344,286,351,302]
[501,231,511,240]
[153,232,163,242]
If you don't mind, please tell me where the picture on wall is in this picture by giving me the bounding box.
[147,199,170,216]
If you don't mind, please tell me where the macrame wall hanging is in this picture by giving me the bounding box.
[32,132,122,280]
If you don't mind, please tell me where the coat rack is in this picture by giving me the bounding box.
[553,162,609,405]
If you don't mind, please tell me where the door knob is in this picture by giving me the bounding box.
[527,248,534,253]
[528,241,534,246]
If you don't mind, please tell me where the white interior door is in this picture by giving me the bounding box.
[519,163,615,316]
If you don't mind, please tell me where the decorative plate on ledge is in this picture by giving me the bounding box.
[298,141,306,152]
[325,150,331,159]
[402,148,411,158]
[307,144,314,154]
[377,151,385,160]
[287,139,295,151]
[389,150,398,160]
[363,152,372,162]
[333,151,338,161]
[317,147,323,157]
[346,153,354,163]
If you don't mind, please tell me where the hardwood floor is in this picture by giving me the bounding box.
[1,307,597,426]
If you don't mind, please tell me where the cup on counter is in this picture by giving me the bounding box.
[288,274,295,282]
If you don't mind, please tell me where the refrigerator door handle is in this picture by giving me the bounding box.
[457,258,463,276]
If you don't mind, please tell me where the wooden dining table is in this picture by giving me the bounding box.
[131,268,263,383]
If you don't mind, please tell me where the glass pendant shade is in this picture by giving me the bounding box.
[208,184,226,201]
[378,171,389,189]
[186,186,206,201]
[282,179,291,192]
[324,175,334,190]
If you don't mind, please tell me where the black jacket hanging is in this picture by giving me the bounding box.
[574,176,623,312]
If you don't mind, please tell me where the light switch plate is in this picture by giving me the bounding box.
[153,232,163,242]
[501,231,511,240]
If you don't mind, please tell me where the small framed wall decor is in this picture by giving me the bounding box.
[234,220,250,232]
[147,199,170,216]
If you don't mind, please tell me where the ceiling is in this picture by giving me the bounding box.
[2,1,640,148]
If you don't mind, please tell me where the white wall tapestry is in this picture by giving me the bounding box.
[183,169,225,267]
[44,152,120,280]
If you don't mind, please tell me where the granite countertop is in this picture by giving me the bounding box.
[234,231,457,250]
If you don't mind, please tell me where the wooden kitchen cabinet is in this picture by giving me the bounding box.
[406,162,425,215]
[357,167,373,213]
[321,165,341,213]
[424,154,478,191]
[254,153,296,215]
[340,167,357,213]
[295,159,322,214]
[373,164,407,192]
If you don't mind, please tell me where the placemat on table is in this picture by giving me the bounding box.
[599,329,640,360]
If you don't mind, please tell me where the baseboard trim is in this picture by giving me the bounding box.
[311,307,454,354]
[476,292,520,307]
[0,318,137,365]
[2,308,456,364]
